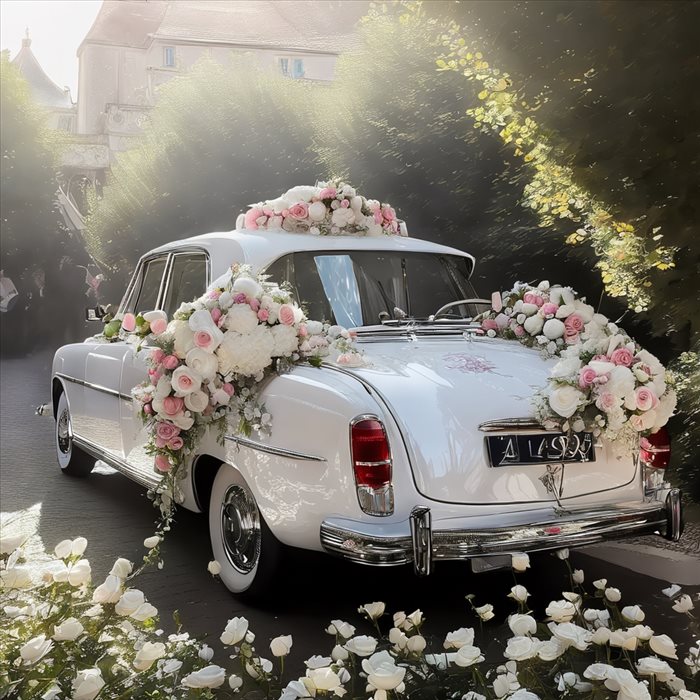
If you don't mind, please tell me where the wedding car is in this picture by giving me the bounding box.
[51,228,682,596]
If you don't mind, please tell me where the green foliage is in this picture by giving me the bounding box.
[0,53,65,270]
[85,55,323,279]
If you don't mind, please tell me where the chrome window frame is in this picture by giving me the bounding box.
[160,249,211,318]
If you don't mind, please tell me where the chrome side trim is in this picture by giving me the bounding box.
[72,434,160,489]
[224,434,326,463]
[55,372,133,402]
[320,501,671,569]
[664,488,683,541]
[478,418,559,433]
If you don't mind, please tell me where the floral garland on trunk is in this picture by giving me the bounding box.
[478,281,677,453]
[120,266,363,519]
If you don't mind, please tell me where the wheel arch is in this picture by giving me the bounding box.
[52,377,67,417]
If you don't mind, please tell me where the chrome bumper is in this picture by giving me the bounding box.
[320,489,683,575]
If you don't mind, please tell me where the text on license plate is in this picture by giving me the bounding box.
[486,432,596,468]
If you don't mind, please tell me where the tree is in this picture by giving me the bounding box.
[85,56,323,279]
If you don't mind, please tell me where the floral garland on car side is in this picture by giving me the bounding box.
[478,281,677,452]
[120,265,363,519]
[242,180,409,237]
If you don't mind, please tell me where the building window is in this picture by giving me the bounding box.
[58,115,72,132]
[164,46,175,67]
[278,58,289,76]
[292,58,305,78]
[279,57,305,79]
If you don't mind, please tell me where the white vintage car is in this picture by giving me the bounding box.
[51,229,682,596]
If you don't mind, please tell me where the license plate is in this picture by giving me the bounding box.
[486,432,595,467]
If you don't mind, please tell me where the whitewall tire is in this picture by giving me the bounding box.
[55,392,95,477]
[209,465,281,599]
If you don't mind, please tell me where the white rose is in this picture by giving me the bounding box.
[115,589,145,616]
[199,645,214,661]
[475,604,494,621]
[622,605,645,622]
[144,536,160,549]
[2,565,32,588]
[508,585,530,603]
[72,669,105,700]
[185,390,209,413]
[186,347,218,380]
[555,304,575,318]
[20,634,53,664]
[232,276,263,299]
[92,574,122,603]
[332,207,355,227]
[67,559,91,587]
[572,569,585,584]
[606,365,636,399]
[362,649,406,690]
[143,309,167,327]
[305,655,332,670]
[649,634,678,659]
[134,641,166,671]
[636,656,674,680]
[228,674,243,690]
[548,385,584,418]
[672,594,694,614]
[505,636,542,661]
[628,624,653,641]
[609,630,638,650]
[182,664,226,689]
[444,627,475,650]
[358,601,386,620]
[221,616,248,646]
[169,410,194,431]
[344,635,378,656]
[218,291,233,309]
[591,627,612,645]
[207,560,221,575]
[550,622,592,650]
[131,602,157,621]
[545,600,577,622]
[168,319,195,356]
[511,553,530,572]
[305,320,323,335]
[508,614,537,637]
[389,627,408,650]
[270,634,293,657]
[454,644,484,667]
[604,587,622,602]
[171,366,201,396]
[331,644,349,661]
[543,318,565,340]
[538,637,567,661]
[283,185,319,202]
[54,538,73,559]
[326,619,355,639]
[524,315,544,335]
[0,532,27,555]
[53,617,85,642]
[306,666,344,692]
[308,201,328,222]
[109,557,133,579]
[653,389,677,429]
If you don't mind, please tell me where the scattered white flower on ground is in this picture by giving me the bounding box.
[181,665,227,688]
[207,560,222,576]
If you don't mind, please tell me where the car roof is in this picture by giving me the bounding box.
[147,229,476,279]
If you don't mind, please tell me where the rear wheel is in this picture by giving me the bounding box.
[55,392,94,477]
[208,465,281,600]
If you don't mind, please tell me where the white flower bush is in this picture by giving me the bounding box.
[3,533,698,700]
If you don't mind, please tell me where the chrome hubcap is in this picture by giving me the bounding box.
[221,485,260,573]
[57,408,72,455]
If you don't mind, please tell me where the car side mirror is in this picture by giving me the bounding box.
[85,305,108,322]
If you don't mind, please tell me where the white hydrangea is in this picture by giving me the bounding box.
[225,305,259,335]
[217,326,274,377]
[271,325,300,357]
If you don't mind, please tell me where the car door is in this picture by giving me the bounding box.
[120,251,209,480]
[76,255,167,462]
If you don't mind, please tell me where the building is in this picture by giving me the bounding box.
[12,0,367,228]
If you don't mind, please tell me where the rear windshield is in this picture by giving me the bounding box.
[264,251,477,327]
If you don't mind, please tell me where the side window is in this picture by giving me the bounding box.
[127,257,167,314]
[163,253,208,318]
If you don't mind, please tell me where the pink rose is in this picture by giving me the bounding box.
[318,187,337,200]
[143,403,153,415]
[150,318,167,335]
[298,323,308,337]
[156,422,180,441]
[513,324,525,337]
[523,292,541,306]
[595,391,619,412]
[263,207,274,217]
[610,347,635,367]
[288,202,309,220]
[202,405,214,416]
[162,396,184,416]
[278,304,295,326]
[564,314,585,333]
[152,349,166,364]
[257,309,269,322]
[207,290,221,300]
[578,366,597,388]
[244,207,264,230]
[211,308,222,324]
[541,302,559,317]
[340,199,350,208]
[564,329,579,345]
[481,318,498,332]
[495,313,509,330]
[154,454,171,473]
[163,355,179,370]
[169,436,184,450]
[194,330,213,349]
[635,386,659,412]
[490,291,503,313]
[234,293,247,304]
[222,383,235,396]
[249,298,260,312]
[121,313,136,333]
[381,206,396,222]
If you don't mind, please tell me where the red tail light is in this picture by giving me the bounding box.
[351,418,391,488]
[640,427,671,469]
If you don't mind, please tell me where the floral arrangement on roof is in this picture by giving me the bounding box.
[120,265,363,515]
[478,281,677,452]
[240,180,408,237]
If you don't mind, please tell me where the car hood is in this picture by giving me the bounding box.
[346,334,636,506]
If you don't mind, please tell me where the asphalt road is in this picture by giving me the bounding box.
[1,349,699,677]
